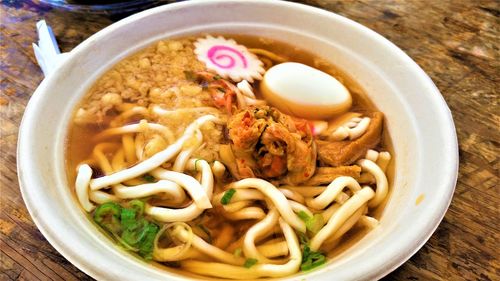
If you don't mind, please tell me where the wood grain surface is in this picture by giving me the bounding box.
[1,0,498,280]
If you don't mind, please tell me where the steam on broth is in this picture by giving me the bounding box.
[67,35,392,279]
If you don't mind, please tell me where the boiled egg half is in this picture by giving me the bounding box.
[260,62,352,119]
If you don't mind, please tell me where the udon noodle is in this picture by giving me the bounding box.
[67,35,392,279]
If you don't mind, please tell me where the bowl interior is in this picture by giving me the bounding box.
[18,1,457,281]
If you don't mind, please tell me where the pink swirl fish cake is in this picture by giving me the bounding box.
[194,36,265,82]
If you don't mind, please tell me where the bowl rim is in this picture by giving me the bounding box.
[18,0,458,280]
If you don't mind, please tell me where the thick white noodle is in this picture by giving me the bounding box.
[211,160,226,179]
[243,209,279,263]
[235,88,247,109]
[134,133,145,161]
[222,200,253,213]
[150,169,211,209]
[248,48,287,63]
[305,176,362,210]
[360,151,391,183]
[257,241,289,258]
[229,178,306,233]
[75,164,95,212]
[330,116,370,141]
[244,96,267,106]
[223,207,266,220]
[365,149,379,162]
[175,227,246,266]
[226,224,282,254]
[172,129,203,172]
[147,204,203,223]
[237,80,256,98]
[185,159,214,200]
[310,187,375,251]
[180,218,301,279]
[89,115,220,190]
[289,201,313,217]
[321,207,368,253]
[213,189,265,206]
[110,148,126,172]
[92,143,118,175]
[93,121,175,144]
[376,152,391,173]
[111,180,185,203]
[348,117,370,140]
[364,149,391,173]
[109,106,149,127]
[153,223,193,262]
[324,206,365,244]
[357,159,388,208]
[282,186,326,197]
[237,80,266,106]
[330,126,349,140]
[89,190,118,204]
[122,134,136,164]
[146,160,213,222]
[357,215,379,229]
[279,188,305,204]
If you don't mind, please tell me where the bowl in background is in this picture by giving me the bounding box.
[18,1,458,280]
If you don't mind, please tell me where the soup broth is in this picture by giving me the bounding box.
[66,34,393,279]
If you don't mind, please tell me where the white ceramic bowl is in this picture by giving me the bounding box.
[18,1,458,280]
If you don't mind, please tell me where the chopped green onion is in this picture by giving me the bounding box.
[129,199,145,216]
[111,232,139,252]
[194,159,201,172]
[233,248,242,257]
[143,174,155,182]
[297,211,324,234]
[94,202,122,233]
[297,211,310,222]
[305,214,324,234]
[243,258,258,268]
[138,223,160,260]
[213,74,222,80]
[298,232,309,245]
[300,245,326,272]
[93,201,159,260]
[121,220,148,246]
[220,188,236,205]
[120,208,138,230]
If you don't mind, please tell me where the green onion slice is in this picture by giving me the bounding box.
[297,211,324,234]
[220,188,236,205]
[94,202,122,233]
[243,258,258,268]
[138,223,160,260]
[305,214,324,234]
[233,248,242,257]
[297,210,310,222]
[120,208,138,230]
[121,219,149,246]
[300,245,326,272]
[129,199,145,216]
[194,159,201,173]
[143,174,155,182]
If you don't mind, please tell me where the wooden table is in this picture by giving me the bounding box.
[1,1,498,280]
